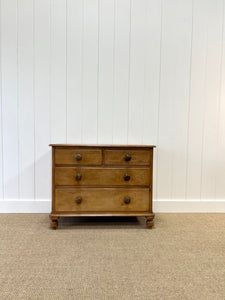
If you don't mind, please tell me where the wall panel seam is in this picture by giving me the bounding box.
[185,0,194,201]
[33,0,36,200]
[199,15,209,201]
[97,0,100,143]
[0,0,4,200]
[16,0,20,200]
[215,0,225,200]
[127,0,132,144]
[66,0,68,144]
[155,0,163,202]
[112,0,116,144]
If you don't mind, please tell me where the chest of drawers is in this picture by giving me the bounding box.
[49,145,155,229]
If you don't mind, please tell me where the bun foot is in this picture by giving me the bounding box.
[145,215,155,228]
[49,215,59,229]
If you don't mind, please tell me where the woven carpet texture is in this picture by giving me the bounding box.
[0,214,225,300]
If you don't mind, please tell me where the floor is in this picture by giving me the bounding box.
[0,214,225,300]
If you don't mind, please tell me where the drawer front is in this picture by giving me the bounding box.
[55,149,102,165]
[55,167,150,186]
[104,150,151,165]
[55,188,149,212]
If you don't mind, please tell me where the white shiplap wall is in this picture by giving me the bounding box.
[0,0,225,213]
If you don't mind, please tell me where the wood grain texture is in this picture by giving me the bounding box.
[51,144,154,228]
[52,147,55,212]
[55,188,149,212]
[1,0,225,212]
[50,144,155,148]
[50,212,155,217]
[55,167,150,187]
[104,150,151,166]
[55,149,102,165]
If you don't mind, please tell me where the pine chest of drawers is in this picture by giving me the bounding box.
[49,144,155,229]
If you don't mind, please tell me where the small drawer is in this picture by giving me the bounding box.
[55,167,150,186]
[55,188,149,212]
[55,149,102,165]
[104,150,151,166]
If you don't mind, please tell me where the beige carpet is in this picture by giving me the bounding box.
[0,214,225,300]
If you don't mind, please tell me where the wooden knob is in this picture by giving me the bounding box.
[75,196,82,204]
[124,154,131,161]
[124,174,130,181]
[75,153,82,161]
[75,173,82,181]
[124,196,130,204]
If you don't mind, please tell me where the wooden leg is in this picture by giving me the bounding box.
[49,215,59,229]
[145,215,155,228]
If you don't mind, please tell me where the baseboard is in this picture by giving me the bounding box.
[154,200,225,213]
[0,200,51,213]
[0,200,225,213]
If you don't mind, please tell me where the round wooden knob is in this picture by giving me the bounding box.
[75,153,82,161]
[75,196,82,204]
[124,174,130,181]
[75,173,82,181]
[124,154,131,161]
[124,196,130,204]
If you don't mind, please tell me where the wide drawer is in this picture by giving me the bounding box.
[55,149,102,165]
[55,188,149,212]
[55,167,150,186]
[104,150,151,165]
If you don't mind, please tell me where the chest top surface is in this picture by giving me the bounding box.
[49,144,156,149]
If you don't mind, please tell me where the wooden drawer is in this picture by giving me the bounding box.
[104,150,151,165]
[55,149,102,165]
[55,167,150,186]
[55,188,149,212]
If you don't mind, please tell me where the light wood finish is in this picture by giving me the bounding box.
[50,144,155,228]
[50,144,156,148]
[50,212,155,217]
[55,188,149,212]
[55,149,102,165]
[146,215,155,228]
[104,149,151,165]
[55,167,150,186]
[49,215,59,229]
